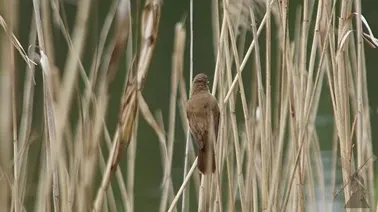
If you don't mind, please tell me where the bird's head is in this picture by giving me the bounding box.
[192,73,210,94]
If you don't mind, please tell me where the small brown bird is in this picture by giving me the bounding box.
[186,73,220,174]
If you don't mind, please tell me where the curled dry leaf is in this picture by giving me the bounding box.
[137,0,162,89]
[141,0,161,46]
[346,13,378,48]
[336,30,353,59]
[356,13,378,47]
[111,69,139,170]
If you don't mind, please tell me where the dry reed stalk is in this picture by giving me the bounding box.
[197,176,205,212]
[221,22,235,210]
[80,87,109,211]
[155,110,177,210]
[354,0,376,208]
[328,122,339,211]
[189,0,194,94]
[181,1,199,211]
[285,0,319,211]
[224,0,253,171]
[222,25,247,211]
[212,15,227,97]
[301,35,328,206]
[287,0,327,210]
[180,94,194,212]
[106,0,131,85]
[263,0,272,210]
[98,147,118,212]
[210,10,233,212]
[67,1,119,209]
[211,0,220,59]
[93,68,138,211]
[253,0,332,211]
[159,22,186,212]
[321,2,372,210]
[41,0,59,100]
[17,16,37,210]
[43,15,104,209]
[11,36,18,212]
[168,158,199,212]
[137,94,175,211]
[8,2,19,212]
[103,123,131,211]
[214,51,227,212]
[197,175,213,212]
[55,0,91,133]
[294,0,309,210]
[126,101,138,212]
[34,147,49,212]
[38,1,96,210]
[0,2,15,212]
[75,0,131,210]
[125,23,136,212]
[138,97,166,154]
[331,0,354,207]
[41,51,61,212]
[250,5,284,211]
[223,0,275,103]
[32,0,63,211]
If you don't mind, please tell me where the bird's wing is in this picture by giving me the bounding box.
[213,101,220,143]
[186,104,208,151]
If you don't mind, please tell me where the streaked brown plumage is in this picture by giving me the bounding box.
[186,73,220,174]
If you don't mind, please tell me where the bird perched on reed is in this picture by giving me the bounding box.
[186,73,220,174]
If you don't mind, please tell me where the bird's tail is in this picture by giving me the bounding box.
[198,146,216,174]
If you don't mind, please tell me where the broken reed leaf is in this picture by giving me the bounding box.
[336,30,354,59]
[138,93,170,187]
[350,114,358,141]
[138,94,166,142]
[0,15,37,67]
[106,0,131,85]
[362,33,378,48]
[111,71,139,170]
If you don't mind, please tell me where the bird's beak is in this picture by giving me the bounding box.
[207,81,209,84]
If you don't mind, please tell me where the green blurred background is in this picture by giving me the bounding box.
[8,0,378,211]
